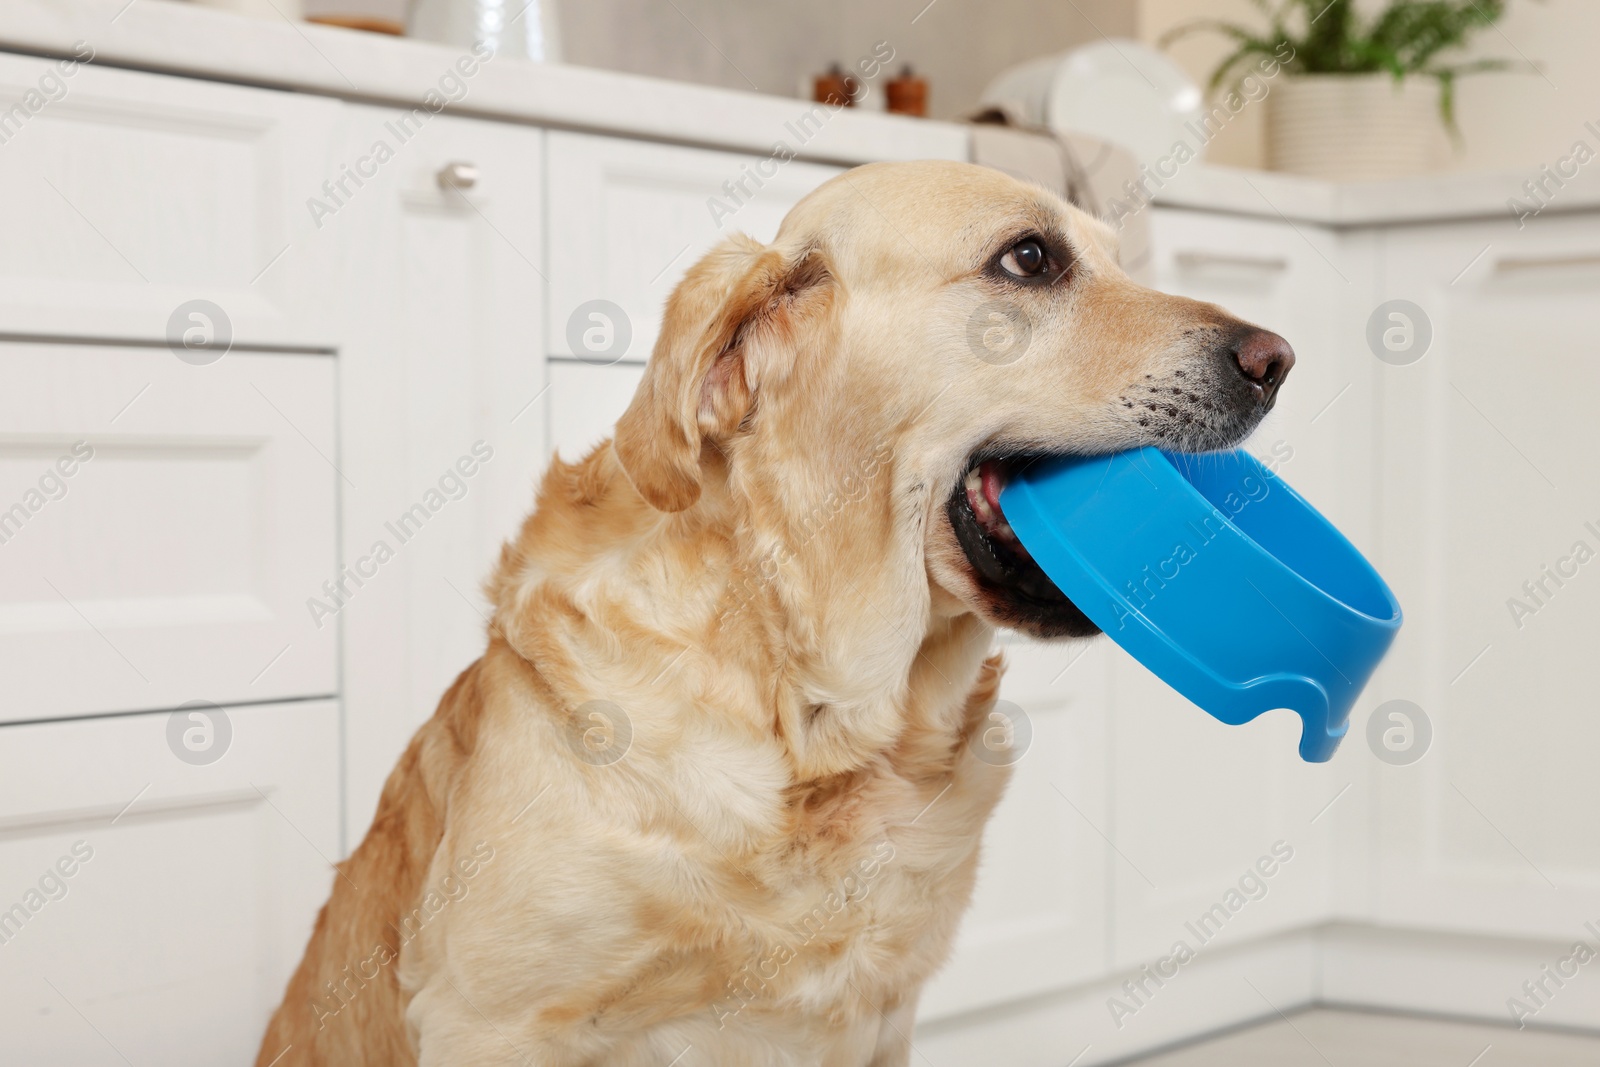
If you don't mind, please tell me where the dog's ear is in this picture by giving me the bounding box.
[613,234,833,512]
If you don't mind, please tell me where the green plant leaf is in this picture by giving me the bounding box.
[1154,0,1531,134]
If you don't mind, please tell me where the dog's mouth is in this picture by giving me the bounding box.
[945,454,1101,638]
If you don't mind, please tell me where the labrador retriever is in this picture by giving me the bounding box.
[258,159,1292,1066]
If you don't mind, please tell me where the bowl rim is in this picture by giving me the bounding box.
[1012,447,1403,629]
[1156,448,1402,627]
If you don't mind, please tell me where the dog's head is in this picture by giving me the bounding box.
[612,160,1292,644]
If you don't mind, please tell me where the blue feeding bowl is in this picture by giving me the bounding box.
[999,448,1401,762]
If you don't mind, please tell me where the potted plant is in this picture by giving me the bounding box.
[1163,0,1528,180]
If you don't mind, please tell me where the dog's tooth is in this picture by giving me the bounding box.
[965,470,989,517]
[969,488,994,523]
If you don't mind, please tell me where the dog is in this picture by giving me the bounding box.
[257,159,1292,1066]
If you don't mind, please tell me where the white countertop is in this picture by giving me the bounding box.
[1148,161,1600,228]
[0,0,969,167]
[5,0,1598,228]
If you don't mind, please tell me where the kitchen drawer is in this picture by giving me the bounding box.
[0,53,340,347]
[0,701,339,1066]
[0,343,337,723]
[547,358,646,462]
[546,131,843,361]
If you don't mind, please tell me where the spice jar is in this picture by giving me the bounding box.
[886,66,928,117]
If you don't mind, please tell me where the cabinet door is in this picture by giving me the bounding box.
[1101,210,1365,968]
[334,109,546,847]
[0,54,340,348]
[547,360,647,461]
[1149,207,1373,537]
[546,131,844,361]
[0,701,339,1067]
[1371,216,1600,938]
[0,343,337,723]
[920,636,1112,1019]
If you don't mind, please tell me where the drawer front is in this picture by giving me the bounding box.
[0,53,339,347]
[546,131,844,361]
[547,359,646,462]
[0,702,339,1066]
[0,344,337,722]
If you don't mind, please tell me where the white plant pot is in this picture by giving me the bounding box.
[1266,73,1449,181]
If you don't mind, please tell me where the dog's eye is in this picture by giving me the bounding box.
[1000,238,1048,278]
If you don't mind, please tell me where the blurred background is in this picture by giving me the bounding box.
[310,0,1600,171]
[1,0,1598,1064]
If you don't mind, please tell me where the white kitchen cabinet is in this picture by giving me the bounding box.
[0,700,340,1067]
[0,54,340,348]
[0,343,337,723]
[1102,210,1364,968]
[1149,207,1374,540]
[333,108,547,847]
[545,131,844,361]
[1370,215,1600,940]
[921,636,1114,1019]
[546,359,647,462]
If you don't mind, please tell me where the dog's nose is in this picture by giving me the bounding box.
[1230,329,1295,405]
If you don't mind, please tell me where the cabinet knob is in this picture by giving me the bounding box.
[437,161,479,190]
